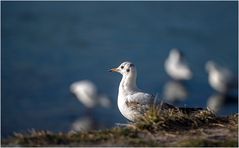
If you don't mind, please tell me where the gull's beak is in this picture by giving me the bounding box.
[109,68,119,72]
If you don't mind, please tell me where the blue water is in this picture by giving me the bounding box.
[2,1,238,137]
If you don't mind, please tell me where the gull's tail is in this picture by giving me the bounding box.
[153,93,203,113]
[153,93,177,110]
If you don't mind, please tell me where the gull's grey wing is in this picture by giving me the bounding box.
[125,100,150,115]
[126,92,154,104]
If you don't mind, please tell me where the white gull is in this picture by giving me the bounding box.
[70,80,111,108]
[109,61,175,121]
[165,48,192,80]
[205,61,236,94]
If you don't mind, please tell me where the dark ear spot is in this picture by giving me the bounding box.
[126,69,130,72]
[129,64,135,67]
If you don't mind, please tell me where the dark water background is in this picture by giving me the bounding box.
[2,1,238,137]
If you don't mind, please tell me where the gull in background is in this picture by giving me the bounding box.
[165,48,193,81]
[70,80,112,109]
[109,61,188,122]
[205,61,237,94]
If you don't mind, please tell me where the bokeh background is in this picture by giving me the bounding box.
[1,1,238,137]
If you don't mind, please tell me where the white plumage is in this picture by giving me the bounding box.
[110,61,173,121]
[205,61,235,94]
[70,80,111,108]
[165,48,192,80]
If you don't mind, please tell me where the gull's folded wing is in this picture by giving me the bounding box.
[126,92,154,104]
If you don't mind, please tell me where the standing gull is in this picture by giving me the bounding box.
[70,80,111,108]
[70,80,111,132]
[165,48,192,80]
[109,61,176,121]
[205,61,236,94]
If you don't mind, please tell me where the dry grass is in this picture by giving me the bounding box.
[134,104,217,131]
[2,105,238,147]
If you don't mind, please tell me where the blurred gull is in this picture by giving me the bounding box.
[163,80,188,103]
[165,48,192,80]
[109,61,177,121]
[70,80,111,108]
[205,61,236,94]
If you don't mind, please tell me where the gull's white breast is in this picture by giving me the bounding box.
[117,90,153,121]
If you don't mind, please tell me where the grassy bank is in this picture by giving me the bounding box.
[2,107,238,147]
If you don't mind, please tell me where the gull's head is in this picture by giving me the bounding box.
[109,61,137,77]
[205,61,216,72]
[170,48,184,60]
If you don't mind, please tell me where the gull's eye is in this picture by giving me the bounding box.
[121,66,124,69]
[126,69,130,72]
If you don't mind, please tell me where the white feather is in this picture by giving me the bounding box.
[165,49,192,80]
